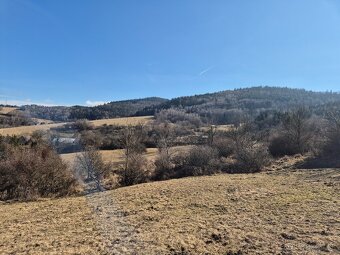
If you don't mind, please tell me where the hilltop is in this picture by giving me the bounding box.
[18,87,340,123]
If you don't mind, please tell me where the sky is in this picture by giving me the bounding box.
[1,0,340,106]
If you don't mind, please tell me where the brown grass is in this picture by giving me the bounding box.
[0,123,67,136]
[0,168,339,254]
[0,116,153,136]
[90,116,153,127]
[60,146,190,168]
[0,107,17,114]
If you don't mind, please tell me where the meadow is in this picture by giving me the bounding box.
[0,168,338,254]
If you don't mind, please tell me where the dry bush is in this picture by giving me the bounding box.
[156,108,202,128]
[76,147,111,191]
[154,146,220,180]
[269,134,298,157]
[73,119,94,131]
[118,153,150,186]
[80,130,103,148]
[211,136,234,158]
[153,150,174,180]
[227,124,271,173]
[322,109,340,156]
[118,125,149,186]
[0,143,78,200]
[233,143,271,173]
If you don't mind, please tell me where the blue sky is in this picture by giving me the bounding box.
[1,0,340,106]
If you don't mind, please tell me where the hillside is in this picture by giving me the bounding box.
[0,169,339,254]
[18,87,340,124]
[0,116,152,136]
[138,87,340,124]
[20,97,167,121]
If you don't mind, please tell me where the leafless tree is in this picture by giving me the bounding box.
[76,147,109,191]
[281,107,312,154]
[118,124,149,186]
[154,122,175,156]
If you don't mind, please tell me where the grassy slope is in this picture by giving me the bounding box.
[0,169,339,255]
[0,116,153,136]
[0,107,17,115]
[60,146,189,169]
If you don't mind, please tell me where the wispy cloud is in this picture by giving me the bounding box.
[199,66,214,76]
[0,99,60,106]
[86,100,107,107]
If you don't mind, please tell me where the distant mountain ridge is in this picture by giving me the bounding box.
[20,87,340,123]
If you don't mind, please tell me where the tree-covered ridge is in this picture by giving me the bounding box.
[20,87,340,123]
[21,97,167,121]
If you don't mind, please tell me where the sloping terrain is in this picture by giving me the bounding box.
[0,116,153,136]
[17,87,340,123]
[0,169,339,255]
[0,107,17,115]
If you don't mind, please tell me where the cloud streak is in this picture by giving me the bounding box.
[0,99,60,106]
[199,66,214,76]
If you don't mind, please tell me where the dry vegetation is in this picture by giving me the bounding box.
[90,116,153,127]
[0,123,66,136]
[0,107,17,115]
[0,169,338,254]
[0,116,153,136]
[61,146,189,168]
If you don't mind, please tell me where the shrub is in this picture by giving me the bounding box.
[80,130,103,148]
[154,146,220,180]
[153,150,174,180]
[226,124,271,173]
[73,119,94,131]
[234,143,271,173]
[212,137,234,158]
[0,144,78,200]
[269,134,299,157]
[76,147,111,191]
[118,153,150,186]
[156,108,202,128]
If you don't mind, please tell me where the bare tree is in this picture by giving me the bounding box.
[118,124,149,186]
[282,107,312,154]
[154,122,175,156]
[207,125,217,146]
[76,147,109,191]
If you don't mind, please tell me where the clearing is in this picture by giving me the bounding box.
[0,116,153,136]
[0,169,339,254]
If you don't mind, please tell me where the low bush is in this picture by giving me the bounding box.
[118,153,150,186]
[268,134,299,157]
[154,146,221,180]
[234,143,271,173]
[0,144,78,201]
[212,137,234,158]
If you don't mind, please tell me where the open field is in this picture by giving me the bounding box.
[0,107,17,115]
[90,116,153,127]
[0,123,65,136]
[0,116,153,136]
[60,146,190,168]
[0,122,66,136]
[0,169,339,254]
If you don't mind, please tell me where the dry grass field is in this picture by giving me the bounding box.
[0,107,17,115]
[90,116,154,127]
[0,116,153,136]
[60,146,190,169]
[0,168,339,255]
[0,122,67,136]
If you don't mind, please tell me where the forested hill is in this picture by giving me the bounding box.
[20,97,167,121]
[20,87,340,123]
[137,87,340,123]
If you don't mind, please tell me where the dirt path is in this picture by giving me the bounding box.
[86,192,144,254]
